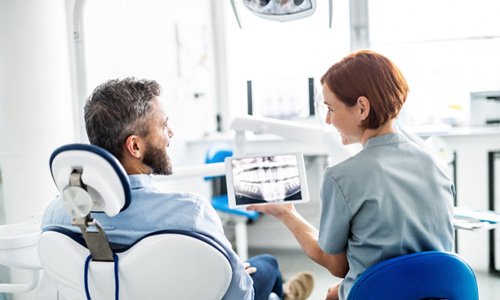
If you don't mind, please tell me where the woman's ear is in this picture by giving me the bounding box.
[357,96,370,121]
[124,135,143,159]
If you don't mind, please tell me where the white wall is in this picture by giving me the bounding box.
[0,1,77,299]
[370,0,500,126]
[0,0,76,224]
[83,0,218,173]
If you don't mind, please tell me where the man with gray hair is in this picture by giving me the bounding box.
[42,77,313,300]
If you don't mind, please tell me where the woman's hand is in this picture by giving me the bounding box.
[246,203,295,220]
[325,282,340,300]
[243,262,257,275]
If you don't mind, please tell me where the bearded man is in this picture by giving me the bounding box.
[41,78,313,300]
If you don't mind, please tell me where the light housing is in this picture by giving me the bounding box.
[230,0,333,28]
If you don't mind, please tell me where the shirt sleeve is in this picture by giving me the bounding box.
[194,197,254,300]
[318,174,352,254]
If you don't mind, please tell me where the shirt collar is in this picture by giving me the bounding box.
[128,174,155,189]
[362,132,408,150]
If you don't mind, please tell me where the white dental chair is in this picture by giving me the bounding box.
[38,144,232,300]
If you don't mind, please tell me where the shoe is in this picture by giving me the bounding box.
[283,271,314,300]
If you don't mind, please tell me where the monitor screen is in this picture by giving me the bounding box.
[247,77,315,120]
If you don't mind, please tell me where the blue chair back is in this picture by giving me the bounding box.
[347,251,479,300]
[205,147,233,181]
[206,148,233,164]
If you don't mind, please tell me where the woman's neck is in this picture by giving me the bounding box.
[360,119,396,145]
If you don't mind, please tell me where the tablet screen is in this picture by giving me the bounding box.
[225,153,309,208]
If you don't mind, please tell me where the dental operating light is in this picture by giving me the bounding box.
[230,0,333,28]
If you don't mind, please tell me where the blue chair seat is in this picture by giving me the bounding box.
[347,251,479,300]
[211,195,260,220]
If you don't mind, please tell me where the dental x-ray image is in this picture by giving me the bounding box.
[229,154,305,206]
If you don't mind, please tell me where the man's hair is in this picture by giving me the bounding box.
[84,77,161,159]
[320,50,409,129]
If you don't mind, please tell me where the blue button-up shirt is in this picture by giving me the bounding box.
[42,174,254,299]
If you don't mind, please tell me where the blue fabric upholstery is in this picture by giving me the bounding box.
[212,195,259,220]
[347,251,479,300]
[205,148,233,180]
[204,147,259,220]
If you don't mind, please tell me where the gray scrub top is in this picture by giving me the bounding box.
[318,133,454,300]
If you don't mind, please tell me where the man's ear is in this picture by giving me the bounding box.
[124,135,143,159]
[357,96,370,121]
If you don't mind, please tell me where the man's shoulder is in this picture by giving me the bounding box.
[158,191,205,201]
[134,189,213,217]
[137,187,206,202]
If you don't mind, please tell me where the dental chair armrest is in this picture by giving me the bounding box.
[0,270,42,293]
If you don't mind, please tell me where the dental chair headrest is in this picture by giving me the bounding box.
[50,144,131,218]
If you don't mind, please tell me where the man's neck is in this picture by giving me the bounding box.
[121,157,151,175]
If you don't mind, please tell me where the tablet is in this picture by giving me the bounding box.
[225,153,310,208]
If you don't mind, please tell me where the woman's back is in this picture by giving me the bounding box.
[319,133,454,299]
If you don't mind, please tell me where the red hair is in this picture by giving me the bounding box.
[321,50,409,129]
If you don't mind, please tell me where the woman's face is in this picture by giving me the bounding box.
[322,84,363,145]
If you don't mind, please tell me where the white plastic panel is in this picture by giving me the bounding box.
[38,231,232,300]
[0,219,42,269]
[51,149,127,217]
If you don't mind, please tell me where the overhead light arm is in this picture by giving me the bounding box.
[230,0,243,29]
[329,0,333,28]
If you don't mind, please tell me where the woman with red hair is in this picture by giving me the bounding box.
[249,50,454,300]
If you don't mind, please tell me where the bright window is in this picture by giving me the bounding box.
[223,0,351,122]
[369,0,500,126]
